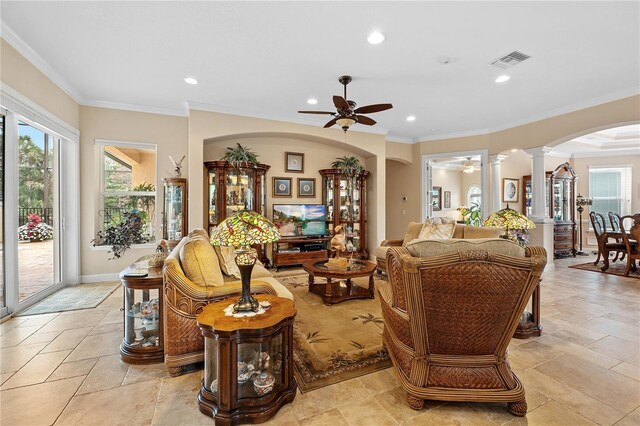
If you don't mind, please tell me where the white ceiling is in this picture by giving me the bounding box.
[1,1,639,142]
[552,124,640,157]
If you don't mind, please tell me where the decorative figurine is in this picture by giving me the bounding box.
[330,225,346,254]
[168,155,186,177]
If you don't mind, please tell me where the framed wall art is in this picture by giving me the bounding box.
[285,152,304,173]
[273,177,292,197]
[432,186,442,211]
[444,190,451,208]
[503,178,519,203]
[297,178,316,197]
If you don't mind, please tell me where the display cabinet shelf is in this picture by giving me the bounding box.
[163,177,188,248]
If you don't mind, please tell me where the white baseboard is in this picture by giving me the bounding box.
[81,273,120,283]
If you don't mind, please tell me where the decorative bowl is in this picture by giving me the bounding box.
[253,372,275,396]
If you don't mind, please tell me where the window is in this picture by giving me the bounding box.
[467,185,481,208]
[589,166,632,217]
[98,142,156,243]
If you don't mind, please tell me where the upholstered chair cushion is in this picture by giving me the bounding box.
[463,226,503,239]
[214,245,272,279]
[405,238,525,258]
[402,222,425,246]
[179,233,224,287]
[418,222,456,240]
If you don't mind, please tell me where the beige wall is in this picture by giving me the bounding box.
[385,143,422,240]
[500,150,533,213]
[79,106,189,275]
[432,169,463,220]
[1,38,80,129]
[386,96,640,237]
[188,109,387,256]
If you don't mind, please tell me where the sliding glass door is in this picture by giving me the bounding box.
[1,112,6,317]
[17,122,61,302]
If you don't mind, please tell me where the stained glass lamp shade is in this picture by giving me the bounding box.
[483,205,536,240]
[210,210,280,312]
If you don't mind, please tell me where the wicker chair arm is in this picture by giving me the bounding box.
[381,239,403,247]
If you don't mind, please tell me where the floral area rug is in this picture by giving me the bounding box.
[274,269,391,392]
[569,261,640,279]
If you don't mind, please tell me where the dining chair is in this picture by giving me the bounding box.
[618,215,640,277]
[608,212,625,262]
[590,212,626,271]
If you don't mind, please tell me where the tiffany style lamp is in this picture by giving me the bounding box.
[210,210,280,313]
[483,204,536,243]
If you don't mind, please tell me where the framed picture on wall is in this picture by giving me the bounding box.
[285,152,304,173]
[444,191,451,208]
[297,178,315,197]
[503,178,519,203]
[273,177,292,197]
[432,186,442,211]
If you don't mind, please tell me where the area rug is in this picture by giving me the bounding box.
[569,261,640,279]
[16,281,121,316]
[275,269,391,392]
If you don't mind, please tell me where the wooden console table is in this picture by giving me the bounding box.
[119,256,164,364]
[197,294,297,425]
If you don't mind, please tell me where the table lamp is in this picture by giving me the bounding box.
[483,204,536,242]
[210,210,281,313]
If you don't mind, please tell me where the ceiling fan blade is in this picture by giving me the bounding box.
[355,115,377,126]
[354,103,393,114]
[333,95,350,110]
[298,110,335,115]
[323,117,339,128]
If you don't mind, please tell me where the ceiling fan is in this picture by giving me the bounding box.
[298,75,393,132]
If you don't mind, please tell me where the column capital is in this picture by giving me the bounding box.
[525,146,553,157]
[489,154,508,164]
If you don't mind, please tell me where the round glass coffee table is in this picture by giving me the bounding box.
[302,259,377,305]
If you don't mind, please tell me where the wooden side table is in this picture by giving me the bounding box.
[197,294,297,425]
[513,282,542,339]
[119,256,164,364]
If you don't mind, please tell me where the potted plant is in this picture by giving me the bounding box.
[221,143,259,170]
[91,210,148,259]
[18,213,54,242]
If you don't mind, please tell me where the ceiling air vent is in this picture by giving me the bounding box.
[489,51,531,69]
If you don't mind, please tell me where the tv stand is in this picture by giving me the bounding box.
[272,237,329,271]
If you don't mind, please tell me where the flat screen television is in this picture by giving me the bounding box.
[272,204,327,238]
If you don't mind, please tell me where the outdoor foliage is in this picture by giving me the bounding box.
[19,135,53,209]
[18,213,54,241]
[91,210,149,259]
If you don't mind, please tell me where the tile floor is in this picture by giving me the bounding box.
[0,254,639,425]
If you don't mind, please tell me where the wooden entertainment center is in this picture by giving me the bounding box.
[272,237,329,271]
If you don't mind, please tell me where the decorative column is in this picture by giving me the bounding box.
[489,155,507,213]
[525,147,554,264]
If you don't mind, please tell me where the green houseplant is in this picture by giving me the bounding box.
[221,143,259,170]
[91,210,148,259]
[331,155,363,221]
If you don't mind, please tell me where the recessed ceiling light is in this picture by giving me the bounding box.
[495,75,511,83]
[511,148,519,152]
[367,31,385,45]
[406,115,416,122]
[307,98,318,105]
[184,77,198,85]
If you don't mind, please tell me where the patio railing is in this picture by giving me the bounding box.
[18,208,53,226]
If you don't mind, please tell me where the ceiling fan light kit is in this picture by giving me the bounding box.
[298,75,393,132]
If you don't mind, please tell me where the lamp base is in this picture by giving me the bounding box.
[232,255,259,313]
[233,295,260,313]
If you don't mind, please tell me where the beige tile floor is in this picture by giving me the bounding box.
[0,254,639,425]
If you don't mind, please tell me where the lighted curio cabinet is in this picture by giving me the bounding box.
[204,161,270,235]
[319,168,370,259]
[522,162,577,258]
[197,295,297,425]
[162,177,188,246]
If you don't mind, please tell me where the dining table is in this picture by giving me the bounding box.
[599,214,639,272]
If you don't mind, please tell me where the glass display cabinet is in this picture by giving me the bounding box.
[522,162,577,258]
[197,295,297,425]
[319,168,370,259]
[162,177,188,247]
[119,256,164,364]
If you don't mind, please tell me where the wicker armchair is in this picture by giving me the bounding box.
[163,237,281,376]
[380,242,546,416]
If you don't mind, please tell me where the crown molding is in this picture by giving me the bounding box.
[417,87,640,144]
[384,134,413,144]
[568,149,640,159]
[1,22,84,104]
[83,99,189,117]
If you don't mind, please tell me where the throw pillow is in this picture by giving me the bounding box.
[214,245,241,278]
[417,222,456,240]
[179,235,224,287]
[402,222,426,246]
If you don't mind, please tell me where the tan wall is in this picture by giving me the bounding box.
[432,169,463,220]
[1,38,80,129]
[188,109,386,255]
[387,95,640,235]
[80,106,189,275]
[132,151,157,187]
[384,142,422,240]
[385,141,412,163]
[500,150,534,213]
